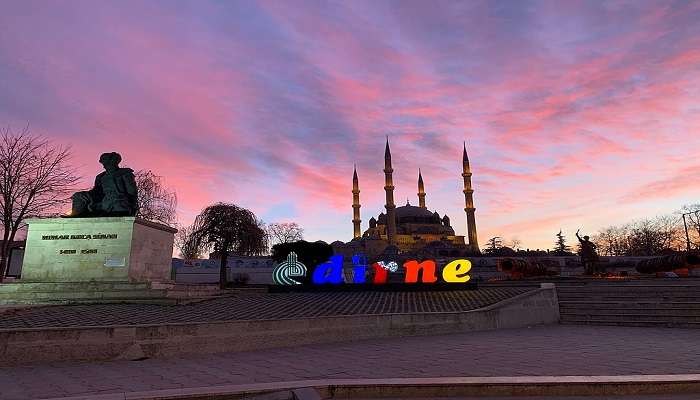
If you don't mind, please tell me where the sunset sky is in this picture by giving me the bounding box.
[1,0,699,250]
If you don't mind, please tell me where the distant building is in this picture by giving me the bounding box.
[205,253,274,268]
[334,139,479,260]
[2,240,25,278]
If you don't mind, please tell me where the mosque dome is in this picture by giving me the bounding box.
[394,205,435,219]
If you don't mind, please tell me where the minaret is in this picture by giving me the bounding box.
[352,165,361,239]
[384,138,397,245]
[462,142,479,253]
[417,169,426,208]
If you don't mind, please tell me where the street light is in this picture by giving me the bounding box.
[682,210,700,252]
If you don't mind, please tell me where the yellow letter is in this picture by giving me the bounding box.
[442,259,472,283]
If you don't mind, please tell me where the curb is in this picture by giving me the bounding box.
[43,374,700,399]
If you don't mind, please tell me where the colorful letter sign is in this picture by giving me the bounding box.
[272,251,307,285]
[312,255,344,284]
[273,252,473,286]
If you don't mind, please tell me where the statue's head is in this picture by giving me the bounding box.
[99,152,122,171]
[583,235,590,241]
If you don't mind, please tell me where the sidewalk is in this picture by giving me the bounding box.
[1,325,699,399]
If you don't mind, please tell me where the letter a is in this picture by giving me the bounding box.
[312,255,344,284]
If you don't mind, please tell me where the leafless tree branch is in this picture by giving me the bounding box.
[0,126,80,281]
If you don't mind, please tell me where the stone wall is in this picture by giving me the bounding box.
[0,286,559,366]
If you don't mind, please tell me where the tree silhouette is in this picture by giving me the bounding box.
[134,170,177,226]
[0,127,79,281]
[191,203,267,288]
[553,230,572,256]
[266,222,304,248]
[482,236,503,255]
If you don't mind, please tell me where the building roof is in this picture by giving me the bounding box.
[394,205,436,219]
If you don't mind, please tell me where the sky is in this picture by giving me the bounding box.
[1,0,699,250]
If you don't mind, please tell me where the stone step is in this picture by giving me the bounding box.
[557,286,700,291]
[558,293,700,298]
[558,295,700,301]
[560,312,700,323]
[0,298,181,306]
[558,290,700,294]
[559,297,700,306]
[560,319,700,328]
[0,289,167,302]
[561,308,700,316]
[557,283,700,288]
[559,300,700,305]
[0,282,152,293]
[559,302,700,309]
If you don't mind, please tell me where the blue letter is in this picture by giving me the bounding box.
[312,255,344,284]
[351,254,368,284]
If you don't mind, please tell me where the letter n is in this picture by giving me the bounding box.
[404,260,438,283]
[312,255,344,284]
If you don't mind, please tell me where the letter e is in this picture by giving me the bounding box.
[442,259,472,283]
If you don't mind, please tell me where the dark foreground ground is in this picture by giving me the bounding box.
[1,325,698,399]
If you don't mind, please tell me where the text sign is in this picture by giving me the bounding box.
[42,234,118,240]
[274,253,472,286]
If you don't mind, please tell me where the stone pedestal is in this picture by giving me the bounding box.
[21,217,176,283]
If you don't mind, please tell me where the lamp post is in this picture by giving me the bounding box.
[681,210,699,252]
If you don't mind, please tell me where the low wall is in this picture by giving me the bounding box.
[175,267,274,284]
[0,286,559,366]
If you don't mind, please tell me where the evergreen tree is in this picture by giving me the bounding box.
[482,236,503,255]
[554,229,572,256]
[554,229,572,255]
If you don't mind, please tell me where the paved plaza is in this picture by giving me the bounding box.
[1,325,699,399]
[0,288,527,329]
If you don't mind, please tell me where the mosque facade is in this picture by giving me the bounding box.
[333,139,480,260]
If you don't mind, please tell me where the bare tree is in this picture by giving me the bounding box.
[507,237,522,251]
[594,226,626,256]
[174,223,203,260]
[594,215,684,256]
[134,170,177,226]
[0,127,80,281]
[266,222,304,247]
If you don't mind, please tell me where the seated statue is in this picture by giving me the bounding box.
[70,152,138,217]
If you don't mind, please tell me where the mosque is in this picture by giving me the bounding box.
[332,139,480,260]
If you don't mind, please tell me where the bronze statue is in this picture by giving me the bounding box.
[70,152,138,217]
[576,229,599,275]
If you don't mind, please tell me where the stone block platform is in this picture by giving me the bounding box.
[0,281,224,306]
[21,217,176,283]
[0,217,199,306]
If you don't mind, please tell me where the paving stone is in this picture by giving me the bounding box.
[0,288,527,329]
[1,325,699,400]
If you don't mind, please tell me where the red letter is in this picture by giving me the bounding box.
[372,262,388,284]
[403,260,438,283]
